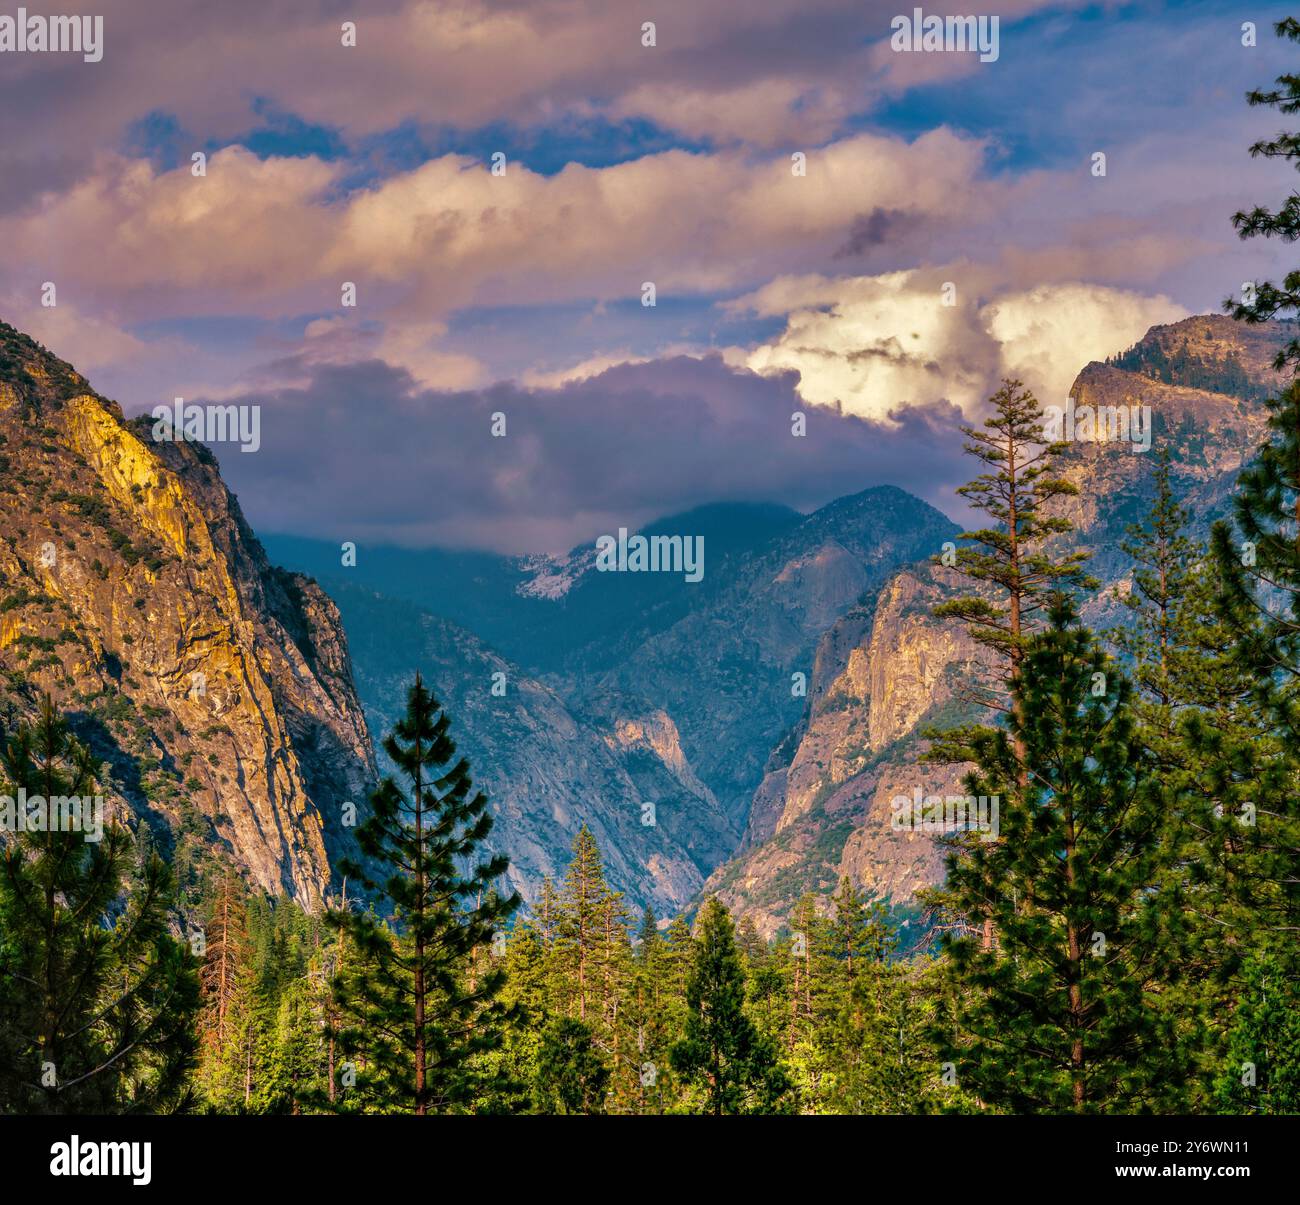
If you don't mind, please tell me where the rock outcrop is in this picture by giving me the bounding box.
[708,315,1291,935]
[0,322,374,906]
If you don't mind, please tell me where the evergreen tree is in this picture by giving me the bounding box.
[197,867,250,1059]
[0,697,198,1113]
[326,675,520,1114]
[1114,448,1198,713]
[1114,454,1277,1105]
[555,825,611,1022]
[1213,950,1300,1114]
[535,1016,609,1114]
[933,378,1091,717]
[1227,16,1300,373]
[627,907,681,1113]
[934,602,1188,1112]
[670,898,795,1115]
[929,378,1092,951]
[482,920,549,1114]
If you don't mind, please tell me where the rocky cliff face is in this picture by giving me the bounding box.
[0,322,374,906]
[552,488,962,829]
[708,315,1290,935]
[707,566,981,936]
[267,489,960,915]
[320,582,736,915]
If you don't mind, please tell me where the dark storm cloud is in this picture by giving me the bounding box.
[210,353,969,553]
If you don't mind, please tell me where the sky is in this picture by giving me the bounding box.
[0,0,1295,552]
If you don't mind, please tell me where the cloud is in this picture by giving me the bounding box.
[735,271,1188,419]
[210,353,970,553]
[0,130,990,326]
[0,0,1073,215]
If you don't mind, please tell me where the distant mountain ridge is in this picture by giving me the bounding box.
[3,312,1277,934]
[267,487,959,914]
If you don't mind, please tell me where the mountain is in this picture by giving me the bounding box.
[268,489,959,913]
[0,322,374,906]
[704,314,1290,935]
[6,312,1271,936]
[318,584,735,914]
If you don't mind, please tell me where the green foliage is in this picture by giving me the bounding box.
[325,675,520,1114]
[932,378,1091,690]
[0,697,199,1113]
[535,1017,610,1114]
[1107,337,1267,402]
[1213,951,1300,1114]
[670,898,795,1114]
[932,602,1189,1113]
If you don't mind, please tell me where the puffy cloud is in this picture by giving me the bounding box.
[0,131,990,323]
[735,271,1188,419]
[984,283,1188,408]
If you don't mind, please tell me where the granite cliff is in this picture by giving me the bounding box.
[0,322,375,906]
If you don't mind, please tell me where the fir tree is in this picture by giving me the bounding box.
[670,898,795,1115]
[326,675,520,1114]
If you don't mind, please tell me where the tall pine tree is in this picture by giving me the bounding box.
[326,675,519,1114]
[670,898,794,1114]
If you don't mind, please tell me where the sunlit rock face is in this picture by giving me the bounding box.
[0,321,374,907]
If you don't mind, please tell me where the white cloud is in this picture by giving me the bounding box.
[737,271,1188,419]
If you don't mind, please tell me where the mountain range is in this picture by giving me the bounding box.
[0,314,1287,934]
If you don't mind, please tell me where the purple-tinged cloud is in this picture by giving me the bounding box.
[204,352,971,553]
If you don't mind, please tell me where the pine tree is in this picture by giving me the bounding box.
[1227,16,1300,374]
[0,697,199,1113]
[627,907,681,1113]
[1114,448,1198,714]
[1213,950,1300,1114]
[1114,454,1278,1104]
[198,866,250,1052]
[933,378,1091,718]
[663,913,696,998]
[480,919,548,1114]
[554,825,610,1022]
[670,898,795,1114]
[261,976,321,1114]
[326,674,520,1114]
[195,869,261,1111]
[934,601,1188,1112]
[929,378,1092,951]
[535,1016,609,1114]
[735,913,768,968]
[1204,387,1300,960]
